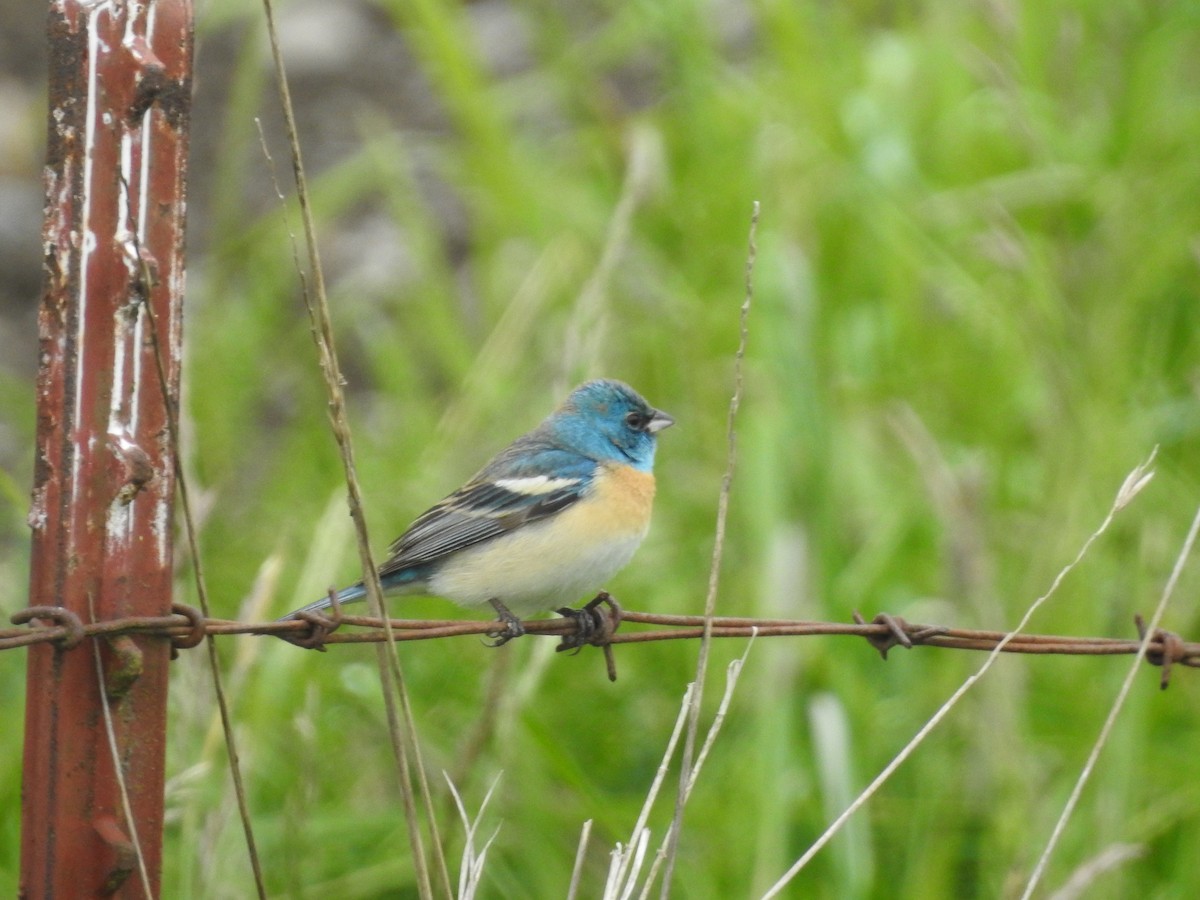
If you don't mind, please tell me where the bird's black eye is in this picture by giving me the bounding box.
[625,410,647,430]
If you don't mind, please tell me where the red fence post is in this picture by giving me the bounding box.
[21,1,192,896]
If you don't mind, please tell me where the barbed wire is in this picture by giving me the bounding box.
[5,600,1197,687]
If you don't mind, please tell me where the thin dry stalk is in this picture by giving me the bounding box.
[1047,843,1145,900]
[256,1,445,895]
[124,175,267,897]
[558,124,661,389]
[1021,498,1198,899]
[658,200,759,899]
[760,450,1158,899]
[638,641,756,900]
[445,773,502,900]
[685,633,755,797]
[567,820,594,900]
[606,684,696,897]
[88,595,154,900]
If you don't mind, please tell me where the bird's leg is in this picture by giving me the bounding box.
[485,598,526,646]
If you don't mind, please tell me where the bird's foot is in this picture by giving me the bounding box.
[484,598,526,647]
[556,591,621,647]
[556,591,622,681]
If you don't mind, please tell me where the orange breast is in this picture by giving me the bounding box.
[582,462,656,537]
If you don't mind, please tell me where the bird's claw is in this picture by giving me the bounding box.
[556,591,622,681]
[484,598,526,647]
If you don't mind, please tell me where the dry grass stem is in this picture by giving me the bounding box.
[445,773,502,900]
[659,200,759,899]
[257,0,444,893]
[638,642,756,899]
[567,819,594,900]
[88,593,154,899]
[685,633,755,797]
[1021,496,1197,899]
[558,125,662,389]
[761,450,1158,898]
[123,172,268,897]
[605,683,696,898]
[1046,843,1145,900]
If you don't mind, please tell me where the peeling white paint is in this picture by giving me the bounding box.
[27,484,48,533]
[106,428,141,548]
[62,0,177,572]
[153,495,169,565]
[109,309,127,422]
[106,492,132,546]
[72,2,108,507]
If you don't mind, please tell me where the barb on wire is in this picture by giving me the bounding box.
[5,603,1197,686]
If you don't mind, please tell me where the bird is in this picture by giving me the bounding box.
[282,379,674,643]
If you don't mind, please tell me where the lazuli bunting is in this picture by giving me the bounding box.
[284,379,674,641]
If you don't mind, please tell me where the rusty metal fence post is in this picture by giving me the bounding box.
[22,1,192,896]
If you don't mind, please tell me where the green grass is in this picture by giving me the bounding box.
[4,0,1200,896]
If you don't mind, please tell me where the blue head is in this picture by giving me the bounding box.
[551,380,674,471]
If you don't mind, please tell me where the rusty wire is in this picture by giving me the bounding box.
[3,602,1197,687]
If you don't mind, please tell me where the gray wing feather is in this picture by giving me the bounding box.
[377,476,585,577]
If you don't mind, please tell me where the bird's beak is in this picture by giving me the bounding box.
[646,408,675,433]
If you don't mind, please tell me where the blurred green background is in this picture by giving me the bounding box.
[2,0,1200,897]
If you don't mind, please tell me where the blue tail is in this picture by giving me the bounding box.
[280,567,428,620]
[282,582,368,619]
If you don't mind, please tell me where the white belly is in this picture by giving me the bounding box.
[427,518,648,616]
